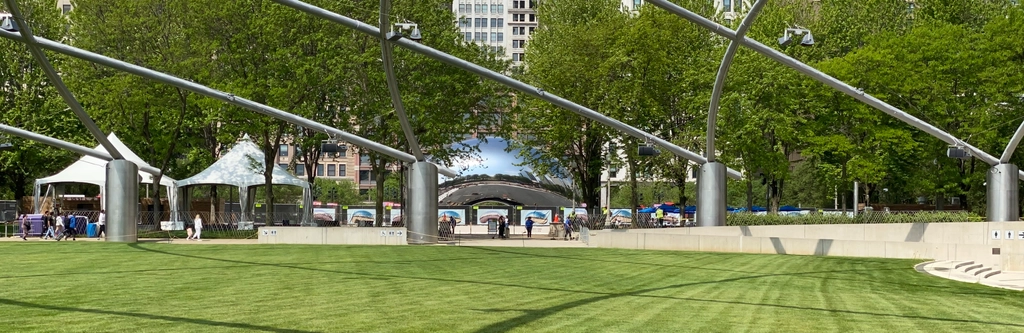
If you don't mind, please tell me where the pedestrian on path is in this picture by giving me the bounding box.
[525,216,534,238]
[42,212,55,240]
[192,214,203,241]
[20,214,28,240]
[66,213,77,241]
[564,215,573,240]
[54,213,64,240]
[97,210,106,238]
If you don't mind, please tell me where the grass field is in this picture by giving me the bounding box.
[0,243,1022,332]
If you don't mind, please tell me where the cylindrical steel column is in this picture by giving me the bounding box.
[105,159,140,242]
[697,162,727,227]
[407,161,438,244]
[987,164,1019,222]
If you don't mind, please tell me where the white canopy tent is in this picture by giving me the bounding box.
[33,133,178,215]
[175,135,312,225]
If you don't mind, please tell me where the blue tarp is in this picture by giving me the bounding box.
[779,205,801,212]
[638,205,681,214]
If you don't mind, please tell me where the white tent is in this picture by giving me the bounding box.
[174,135,311,225]
[33,133,178,214]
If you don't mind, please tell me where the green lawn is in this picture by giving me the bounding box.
[0,243,1021,332]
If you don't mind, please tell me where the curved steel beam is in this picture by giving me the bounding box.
[647,0,1002,169]
[706,0,767,162]
[0,123,163,175]
[1001,120,1024,163]
[270,0,744,180]
[0,29,458,178]
[2,0,124,160]
[379,0,425,161]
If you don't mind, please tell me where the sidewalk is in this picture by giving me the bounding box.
[916,260,1024,291]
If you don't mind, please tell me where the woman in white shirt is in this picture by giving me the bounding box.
[192,214,203,241]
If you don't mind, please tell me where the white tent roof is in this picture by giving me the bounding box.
[175,135,309,189]
[35,133,175,188]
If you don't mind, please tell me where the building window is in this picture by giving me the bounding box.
[513,14,524,22]
[359,170,372,184]
[464,32,472,40]
[723,0,731,11]
[529,27,535,35]
[512,53,522,62]
[296,164,305,176]
[481,32,488,42]
[513,27,521,35]
[317,163,325,176]
[529,14,536,22]
[62,4,72,15]
[513,40,526,48]
[279,145,289,156]
[328,164,336,177]
[459,18,470,28]
[634,0,642,8]
[496,32,504,42]
[279,164,288,170]
[360,154,371,165]
[339,164,347,177]
[458,4,467,13]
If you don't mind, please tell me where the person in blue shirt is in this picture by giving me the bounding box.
[66,214,78,241]
[563,215,573,240]
[525,217,534,238]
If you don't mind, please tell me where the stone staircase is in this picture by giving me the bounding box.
[916,260,1024,291]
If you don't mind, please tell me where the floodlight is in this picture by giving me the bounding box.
[800,32,815,46]
[778,35,793,47]
[0,142,12,151]
[391,22,422,41]
[947,146,971,159]
[638,145,660,156]
[409,27,422,41]
[0,17,18,32]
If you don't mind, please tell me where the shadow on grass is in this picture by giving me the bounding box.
[126,244,1024,332]
[0,298,316,333]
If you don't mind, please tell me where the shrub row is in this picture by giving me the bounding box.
[725,211,982,226]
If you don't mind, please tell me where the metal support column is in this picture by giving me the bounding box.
[379,0,425,161]
[697,162,727,227]
[105,159,139,242]
[987,164,1019,222]
[407,162,438,244]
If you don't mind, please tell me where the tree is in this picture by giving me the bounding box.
[0,0,90,211]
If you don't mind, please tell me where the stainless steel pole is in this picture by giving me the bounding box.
[379,0,425,161]
[0,29,458,178]
[987,164,1019,222]
[407,161,438,244]
[706,0,767,162]
[105,159,139,242]
[270,0,743,180]
[2,0,124,160]
[646,0,1001,169]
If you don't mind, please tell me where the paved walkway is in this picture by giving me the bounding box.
[916,260,1024,291]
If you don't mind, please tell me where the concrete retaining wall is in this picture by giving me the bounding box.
[590,222,1024,271]
[258,227,408,245]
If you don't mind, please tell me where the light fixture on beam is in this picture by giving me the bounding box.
[779,26,813,47]
[390,22,422,42]
[0,17,19,32]
[0,142,12,151]
[638,145,660,156]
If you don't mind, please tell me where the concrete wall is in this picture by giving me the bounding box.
[590,222,1024,271]
[258,227,408,245]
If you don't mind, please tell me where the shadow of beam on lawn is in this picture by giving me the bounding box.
[127,244,1024,332]
[0,298,316,333]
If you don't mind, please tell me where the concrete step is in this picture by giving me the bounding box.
[974,267,992,276]
[983,270,1002,278]
[962,263,984,272]
[954,261,975,269]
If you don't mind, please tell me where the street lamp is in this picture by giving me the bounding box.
[387,22,422,41]
[778,27,814,47]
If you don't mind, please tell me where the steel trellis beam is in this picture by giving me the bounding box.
[271,0,744,180]
[1001,120,1024,163]
[0,123,161,175]
[3,0,124,160]
[379,0,425,161]
[706,0,767,162]
[0,30,459,178]
[646,0,1014,176]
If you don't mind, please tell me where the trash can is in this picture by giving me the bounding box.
[87,223,98,237]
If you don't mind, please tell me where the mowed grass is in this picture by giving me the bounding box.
[0,243,1022,333]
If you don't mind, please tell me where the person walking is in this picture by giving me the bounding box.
[20,214,29,240]
[66,213,78,241]
[655,207,665,228]
[192,214,203,241]
[563,215,573,240]
[97,209,106,238]
[54,213,64,240]
[449,214,456,234]
[525,216,534,238]
[497,216,507,239]
[42,212,55,240]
